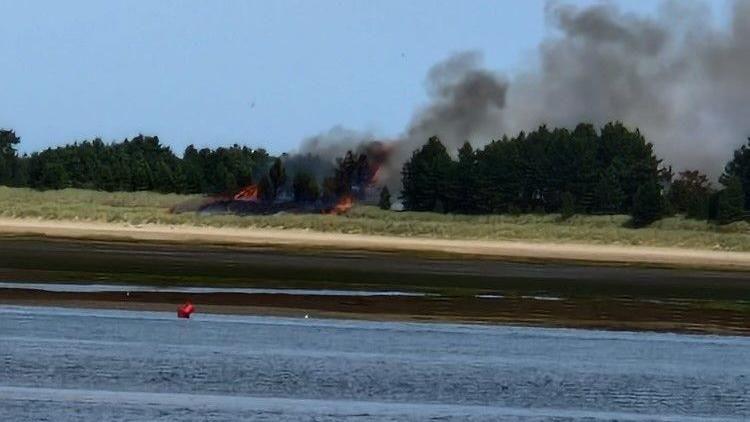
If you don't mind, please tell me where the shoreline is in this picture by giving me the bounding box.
[2,297,746,337]
[2,219,748,337]
[1,217,750,271]
[2,288,748,337]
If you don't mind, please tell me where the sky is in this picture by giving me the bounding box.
[0,0,728,155]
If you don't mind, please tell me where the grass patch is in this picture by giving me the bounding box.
[1,186,750,251]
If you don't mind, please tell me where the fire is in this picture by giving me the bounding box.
[233,184,259,201]
[328,195,354,215]
[363,141,393,185]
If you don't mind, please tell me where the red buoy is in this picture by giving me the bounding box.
[177,301,194,319]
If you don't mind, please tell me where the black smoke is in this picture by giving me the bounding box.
[297,1,750,187]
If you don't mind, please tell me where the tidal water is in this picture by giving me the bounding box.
[1,305,748,421]
[0,282,428,297]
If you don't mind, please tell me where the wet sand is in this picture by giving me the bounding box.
[2,237,750,298]
[2,217,750,270]
[1,288,748,336]
[1,233,749,336]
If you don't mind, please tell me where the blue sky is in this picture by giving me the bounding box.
[0,1,725,155]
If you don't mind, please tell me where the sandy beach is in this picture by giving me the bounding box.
[1,217,750,271]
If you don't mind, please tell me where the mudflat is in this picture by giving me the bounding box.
[2,217,750,270]
[1,236,749,335]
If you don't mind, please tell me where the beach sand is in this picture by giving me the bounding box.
[1,217,750,271]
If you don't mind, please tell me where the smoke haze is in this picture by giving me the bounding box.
[507,0,750,179]
[299,0,750,186]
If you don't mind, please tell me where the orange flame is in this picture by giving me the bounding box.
[328,195,354,215]
[234,185,259,201]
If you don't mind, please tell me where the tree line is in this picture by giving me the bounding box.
[2,122,749,226]
[399,122,749,226]
[0,130,271,194]
[0,129,373,205]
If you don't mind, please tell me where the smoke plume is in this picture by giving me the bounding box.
[298,0,750,187]
[298,52,508,188]
[507,0,750,178]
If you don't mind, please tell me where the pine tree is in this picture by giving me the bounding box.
[401,136,452,211]
[669,170,712,215]
[40,162,69,190]
[378,186,391,210]
[717,176,745,224]
[447,142,477,213]
[594,164,626,214]
[0,130,20,186]
[560,191,576,220]
[153,160,176,193]
[720,138,750,210]
[631,181,663,227]
[686,194,710,220]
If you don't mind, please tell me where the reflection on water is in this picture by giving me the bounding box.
[1,306,749,421]
[0,282,427,296]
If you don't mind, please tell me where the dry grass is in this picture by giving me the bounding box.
[1,186,749,251]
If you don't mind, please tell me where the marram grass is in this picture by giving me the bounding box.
[1,186,749,251]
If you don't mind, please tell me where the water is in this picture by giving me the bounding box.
[1,305,748,421]
[0,282,427,297]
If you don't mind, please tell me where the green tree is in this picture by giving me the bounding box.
[669,170,712,216]
[560,191,576,220]
[631,181,663,227]
[6,133,273,194]
[474,136,521,213]
[686,194,710,220]
[130,155,153,191]
[153,160,176,193]
[11,155,29,187]
[446,142,477,213]
[214,163,237,193]
[401,136,453,211]
[716,176,745,224]
[181,145,206,194]
[378,186,392,210]
[720,138,750,210]
[325,151,371,199]
[594,164,626,214]
[0,129,20,186]
[40,162,69,189]
[597,122,661,211]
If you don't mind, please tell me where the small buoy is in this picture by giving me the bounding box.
[304,314,309,319]
[177,301,194,319]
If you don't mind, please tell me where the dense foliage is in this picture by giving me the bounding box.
[400,122,747,225]
[1,122,748,227]
[631,181,664,227]
[402,123,665,216]
[716,177,745,225]
[721,138,750,210]
[0,130,23,187]
[669,170,712,219]
[322,151,371,201]
[0,131,271,194]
